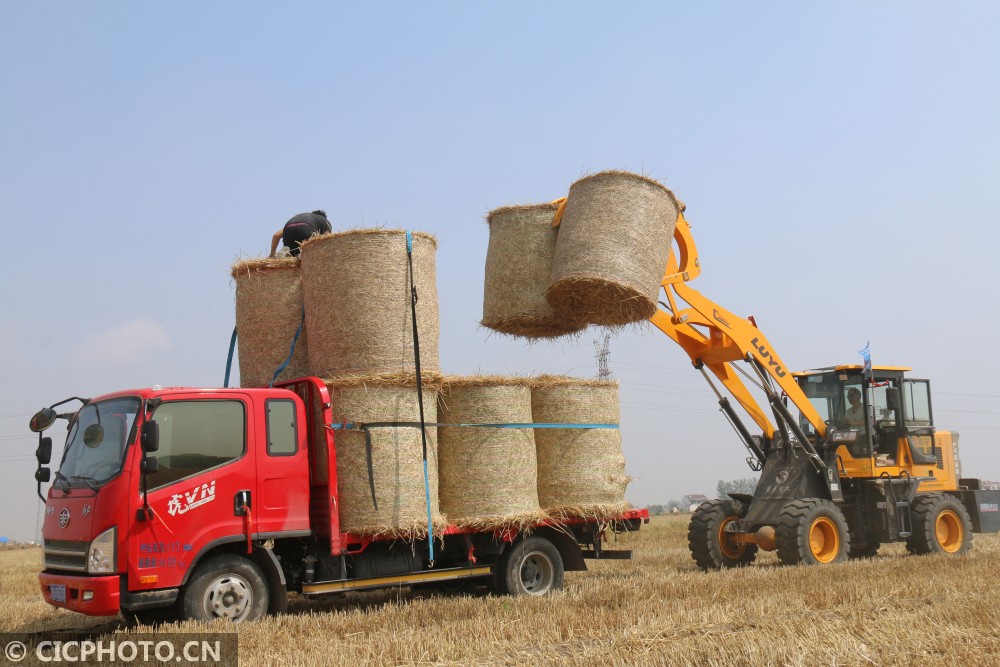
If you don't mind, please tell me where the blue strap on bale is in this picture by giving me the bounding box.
[224,327,238,388]
[269,307,306,388]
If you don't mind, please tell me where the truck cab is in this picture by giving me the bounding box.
[35,385,310,619]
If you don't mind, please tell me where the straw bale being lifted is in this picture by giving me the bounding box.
[482,204,585,339]
[438,376,545,530]
[300,229,439,378]
[231,258,309,388]
[531,375,629,520]
[547,170,679,326]
[326,373,443,538]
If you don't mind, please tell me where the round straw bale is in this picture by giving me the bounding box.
[482,204,586,339]
[547,171,680,326]
[437,376,545,530]
[531,375,630,520]
[326,378,443,538]
[300,229,439,377]
[231,258,309,388]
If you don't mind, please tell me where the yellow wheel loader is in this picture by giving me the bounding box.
[654,211,1000,568]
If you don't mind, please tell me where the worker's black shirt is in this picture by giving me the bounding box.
[282,212,332,256]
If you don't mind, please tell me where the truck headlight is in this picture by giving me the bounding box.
[87,527,117,574]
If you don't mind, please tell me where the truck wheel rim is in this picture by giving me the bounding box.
[718,516,745,560]
[935,509,963,553]
[203,574,252,620]
[519,551,554,594]
[808,517,840,564]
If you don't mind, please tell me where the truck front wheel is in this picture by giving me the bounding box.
[181,555,269,622]
[498,537,564,596]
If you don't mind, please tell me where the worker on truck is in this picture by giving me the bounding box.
[269,210,332,258]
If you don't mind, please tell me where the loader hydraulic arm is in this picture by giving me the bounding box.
[652,212,828,455]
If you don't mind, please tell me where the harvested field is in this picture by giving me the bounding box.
[6,518,1000,666]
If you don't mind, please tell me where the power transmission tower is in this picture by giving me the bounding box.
[594,332,612,380]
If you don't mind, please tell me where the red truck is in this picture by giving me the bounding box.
[28,377,646,623]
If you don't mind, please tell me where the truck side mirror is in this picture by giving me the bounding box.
[29,408,58,433]
[36,437,52,465]
[141,456,159,474]
[35,467,51,483]
[141,421,159,453]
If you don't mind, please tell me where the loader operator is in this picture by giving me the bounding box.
[269,210,332,258]
[844,388,865,427]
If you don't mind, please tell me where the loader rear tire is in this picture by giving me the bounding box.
[776,498,850,566]
[906,494,972,556]
[688,498,757,570]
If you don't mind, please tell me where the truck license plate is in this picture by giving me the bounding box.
[50,584,66,603]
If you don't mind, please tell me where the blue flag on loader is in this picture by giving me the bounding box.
[859,341,871,378]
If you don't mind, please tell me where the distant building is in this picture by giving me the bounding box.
[0,537,8,544]
[681,494,709,512]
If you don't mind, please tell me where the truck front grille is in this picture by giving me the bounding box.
[44,539,88,572]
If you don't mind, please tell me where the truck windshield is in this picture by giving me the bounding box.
[58,397,141,487]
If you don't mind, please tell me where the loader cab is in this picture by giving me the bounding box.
[795,365,944,478]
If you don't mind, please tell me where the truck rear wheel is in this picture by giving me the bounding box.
[181,555,269,622]
[776,498,850,566]
[688,498,757,570]
[496,537,564,597]
[907,494,972,556]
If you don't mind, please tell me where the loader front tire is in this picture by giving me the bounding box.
[906,494,972,556]
[688,498,757,570]
[776,498,850,566]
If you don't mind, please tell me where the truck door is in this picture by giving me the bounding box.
[903,379,938,466]
[128,394,257,592]
[252,395,310,536]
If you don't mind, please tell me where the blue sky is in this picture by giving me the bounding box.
[2,2,999,540]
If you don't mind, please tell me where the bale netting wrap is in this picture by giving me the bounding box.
[482,204,585,339]
[437,376,546,530]
[326,373,444,538]
[547,170,680,326]
[300,229,440,377]
[531,375,629,520]
[231,258,309,388]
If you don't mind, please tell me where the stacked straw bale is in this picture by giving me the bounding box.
[531,375,629,520]
[482,204,585,339]
[547,170,680,326]
[231,258,309,388]
[326,374,443,538]
[300,230,439,378]
[438,376,545,530]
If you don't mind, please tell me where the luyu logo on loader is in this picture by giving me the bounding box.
[751,337,787,378]
[167,480,217,517]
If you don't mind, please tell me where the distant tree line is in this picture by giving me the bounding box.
[717,477,758,498]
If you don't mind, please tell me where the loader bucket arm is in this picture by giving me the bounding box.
[654,213,828,440]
